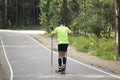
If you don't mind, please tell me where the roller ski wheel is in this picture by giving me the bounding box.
[61,70,65,74]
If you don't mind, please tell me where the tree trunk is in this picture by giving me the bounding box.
[4,0,7,29]
[115,0,120,59]
[34,0,40,25]
[16,0,20,26]
[83,0,87,37]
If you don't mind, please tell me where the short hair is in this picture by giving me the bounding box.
[58,19,64,24]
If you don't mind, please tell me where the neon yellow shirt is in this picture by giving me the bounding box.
[53,26,71,44]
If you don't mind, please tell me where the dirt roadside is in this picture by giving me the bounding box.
[31,34,120,75]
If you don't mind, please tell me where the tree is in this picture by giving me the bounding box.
[115,0,120,59]
[60,0,70,26]
[39,0,52,32]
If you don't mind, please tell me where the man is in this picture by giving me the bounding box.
[52,20,72,73]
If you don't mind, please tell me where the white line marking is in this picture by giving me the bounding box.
[0,37,13,80]
[28,35,120,79]
[68,57,120,79]
[0,45,40,48]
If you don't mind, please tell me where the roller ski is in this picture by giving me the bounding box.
[55,68,66,74]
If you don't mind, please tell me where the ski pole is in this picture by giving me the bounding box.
[51,36,53,73]
[50,27,54,73]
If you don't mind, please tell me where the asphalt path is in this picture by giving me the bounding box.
[0,30,120,80]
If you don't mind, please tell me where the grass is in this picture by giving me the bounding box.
[69,36,116,61]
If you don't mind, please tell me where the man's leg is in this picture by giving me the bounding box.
[58,57,62,72]
[59,52,66,71]
[62,53,67,71]
[62,44,68,69]
[63,56,66,67]
[58,52,64,72]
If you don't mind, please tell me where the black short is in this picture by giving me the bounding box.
[58,44,68,52]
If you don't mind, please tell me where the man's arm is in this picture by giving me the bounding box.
[68,28,73,36]
[51,31,55,38]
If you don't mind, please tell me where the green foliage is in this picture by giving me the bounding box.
[70,36,89,52]
[0,0,115,35]
[69,0,114,38]
[88,38,116,60]
[70,36,116,60]
[39,0,60,32]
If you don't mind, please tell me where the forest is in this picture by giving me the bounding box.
[0,0,40,28]
[0,0,120,60]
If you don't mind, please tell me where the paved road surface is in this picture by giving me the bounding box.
[0,30,120,80]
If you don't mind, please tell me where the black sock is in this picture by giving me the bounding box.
[63,57,66,65]
[58,58,62,67]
